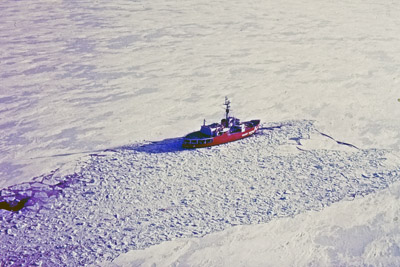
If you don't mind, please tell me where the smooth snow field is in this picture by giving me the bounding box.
[1,0,400,266]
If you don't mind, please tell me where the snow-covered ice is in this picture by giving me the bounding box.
[1,121,400,265]
[102,180,400,267]
[1,0,400,265]
[1,0,400,188]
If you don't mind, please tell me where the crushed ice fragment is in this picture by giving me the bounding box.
[34,192,48,199]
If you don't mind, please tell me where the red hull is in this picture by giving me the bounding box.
[182,120,260,149]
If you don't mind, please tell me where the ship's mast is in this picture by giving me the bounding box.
[223,96,231,122]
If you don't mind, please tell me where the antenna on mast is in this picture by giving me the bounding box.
[223,96,231,122]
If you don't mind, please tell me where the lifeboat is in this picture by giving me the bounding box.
[182,97,260,148]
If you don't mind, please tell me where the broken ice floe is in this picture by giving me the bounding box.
[1,120,399,266]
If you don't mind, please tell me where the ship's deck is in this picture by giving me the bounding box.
[184,131,210,139]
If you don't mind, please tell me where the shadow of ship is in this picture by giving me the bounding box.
[119,137,185,154]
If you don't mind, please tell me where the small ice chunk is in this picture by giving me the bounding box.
[9,183,31,191]
[34,192,48,199]
[31,182,51,190]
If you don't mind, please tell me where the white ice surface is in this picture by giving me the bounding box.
[104,180,400,267]
[1,0,400,266]
[1,121,400,265]
[1,0,400,188]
